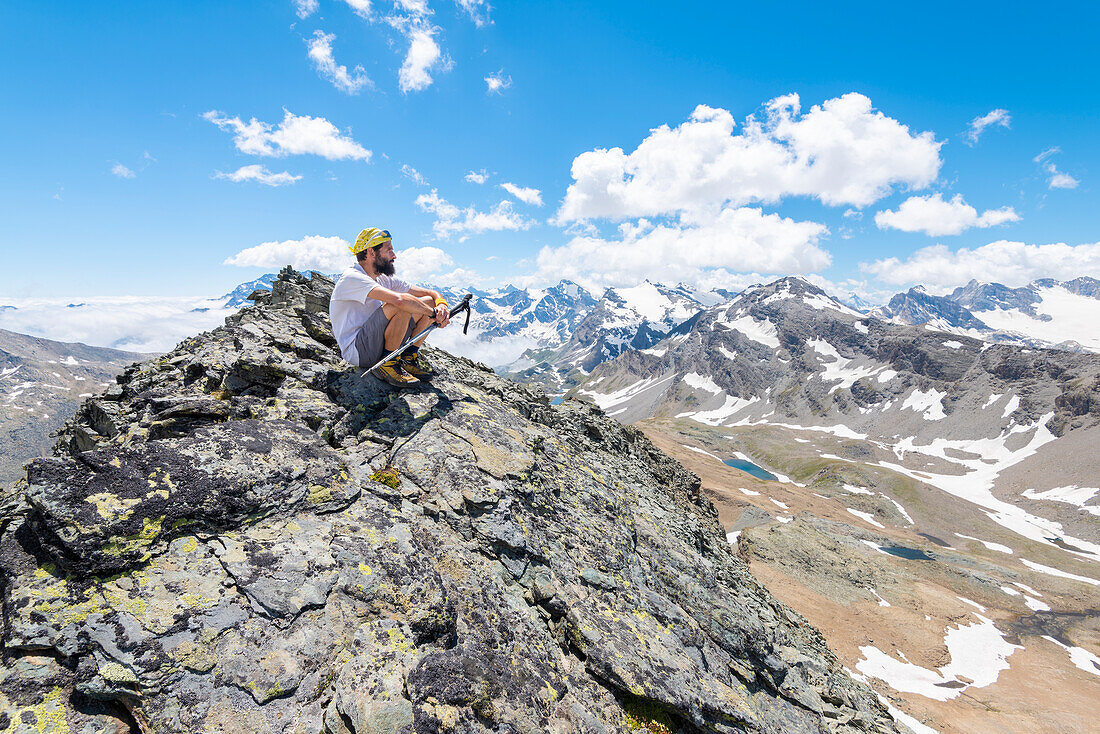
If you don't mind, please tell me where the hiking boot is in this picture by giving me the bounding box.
[400,352,434,380]
[370,358,420,387]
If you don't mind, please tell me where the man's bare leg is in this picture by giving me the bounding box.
[381,295,434,351]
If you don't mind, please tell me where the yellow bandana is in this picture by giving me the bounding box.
[351,227,391,255]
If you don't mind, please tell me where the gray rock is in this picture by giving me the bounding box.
[1,267,901,733]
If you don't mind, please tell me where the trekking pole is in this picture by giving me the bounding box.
[366,294,473,374]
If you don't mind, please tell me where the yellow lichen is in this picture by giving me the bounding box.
[370,467,402,489]
[308,484,334,504]
[357,563,373,576]
[28,686,70,734]
[84,492,142,521]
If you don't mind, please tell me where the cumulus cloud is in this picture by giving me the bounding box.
[465,169,489,184]
[555,93,942,223]
[416,189,535,240]
[965,108,1011,145]
[874,193,1019,236]
[307,31,372,94]
[213,165,302,187]
[294,0,319,19]
[111,163,136,179]
[341,0,373,19]
[1034,148,1079,190]
[224,234,456,283]
[531,206,830,291]
[860,240,1100,291]
[401,164,429,186]
[485,70,511,94]
[223,235,353,272]
[202,109,371,161]
[455,0,491,27]
[499,182,542,206]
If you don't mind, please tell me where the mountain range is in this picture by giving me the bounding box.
[0,328,149,484]
[3,269,1098,732]
[871,277,1100,352]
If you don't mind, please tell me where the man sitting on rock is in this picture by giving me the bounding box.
[329,227,450,386]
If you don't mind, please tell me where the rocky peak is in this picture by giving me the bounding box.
[1,268,899,733]
[948,279,1042,316]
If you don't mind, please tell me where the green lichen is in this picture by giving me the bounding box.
[307,484,334,504]
[370,467,402,489]
[622,696,675,734]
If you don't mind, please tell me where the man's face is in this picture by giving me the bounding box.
[372,242,396,276]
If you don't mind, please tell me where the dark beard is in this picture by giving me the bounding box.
[376,258,396,276]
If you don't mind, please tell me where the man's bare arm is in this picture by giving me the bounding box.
[366,285,434,315]
[367,286,450,326]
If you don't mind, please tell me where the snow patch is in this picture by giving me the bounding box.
[954,533,1013,554]
[677,395,757,426]
[682,372,722,394]
[856,614,1020,701]
[718,313,780,349]
[580,373,675,411]
[847,509,885,528]
[1042,636,1100,677]
[901,388,947,421]
[1021,559,1100,587]
[1021,485,1100,516]
[843,484,875,496]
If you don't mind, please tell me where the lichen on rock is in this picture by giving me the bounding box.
[0,267,902,733]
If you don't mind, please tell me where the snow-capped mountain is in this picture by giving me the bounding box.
[570,275,1100,558]
[875,277,1100,353]
[502,280,722,390]
[432,280,598,345]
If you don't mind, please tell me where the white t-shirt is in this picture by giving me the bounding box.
[329,263,411,364]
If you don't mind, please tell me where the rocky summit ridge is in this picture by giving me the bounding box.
[0,267,901,733]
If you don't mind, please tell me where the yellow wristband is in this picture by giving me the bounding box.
[434,297,448,308]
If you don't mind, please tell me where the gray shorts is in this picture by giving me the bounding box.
[353,307,414,367]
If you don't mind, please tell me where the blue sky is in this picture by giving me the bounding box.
[2,0,1097,303]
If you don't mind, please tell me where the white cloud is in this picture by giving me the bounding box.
[1049,171,1080,189]
[340,0,373,19]
[111,163,135,179]
[499,182,542,206]
[555,93,942,223]
[224,235,353,272]
[307,31,372,94]
[1034,147,1080,190]
[214,165,302,187]
[485,70,511,94]
[860,240,1100,291]
[398,27,445,92]
[455,0,491,27]
[401,164,429,186]
[294,0,319,19]
[531,206,830,291]
[874,193,1019,236]
[382,4,449,94]
[965,109,1011,145]
[0,296,237,354]
[224,234,456,283]
[465,169,489,184]
[416,189,536,240]
[394,246,456,282]
[203,109,371,161]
